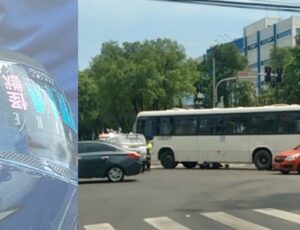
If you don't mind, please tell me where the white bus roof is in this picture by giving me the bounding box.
[137,104,300,117]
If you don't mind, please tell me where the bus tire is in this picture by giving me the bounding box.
[160,150,177,169]
[182,162,198,169]
[253,150,272,170]
[297,164,300,174]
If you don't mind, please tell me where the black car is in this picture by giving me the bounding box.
[78,141,143,182]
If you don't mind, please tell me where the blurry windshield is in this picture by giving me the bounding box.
[0,57,77,180]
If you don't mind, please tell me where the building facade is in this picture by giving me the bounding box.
[206,16,300,93]
[244,16,300,91]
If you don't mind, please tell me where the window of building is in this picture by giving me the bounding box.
[277,29,292,40]
[247,43,257,50]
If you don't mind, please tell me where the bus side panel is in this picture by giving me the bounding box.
[171,136,198,162]
[197,136,246,163]
[224,136,250,163]
[248,134,300,157]
[197,136,220,162]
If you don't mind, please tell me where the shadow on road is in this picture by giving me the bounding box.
[79,178,138,184]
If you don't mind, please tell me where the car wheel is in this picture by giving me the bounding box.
[160,150,177,169]
[253,150,272,170]
[182,162,198,169]
[107,166,124,182]
[281,170,290,175]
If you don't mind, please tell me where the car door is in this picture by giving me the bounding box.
[78,142,108,178]
[78,142,90,178]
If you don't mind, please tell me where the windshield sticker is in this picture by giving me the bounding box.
[1,73,28,111]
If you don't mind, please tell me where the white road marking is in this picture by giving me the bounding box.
[254,208,300,224]
[144,216,191,230]
[84,223,116,230]
[201,211,270,230]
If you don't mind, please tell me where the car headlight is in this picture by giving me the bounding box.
[285,154,300,161]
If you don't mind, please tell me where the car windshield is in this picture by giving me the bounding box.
[119,136,146,145]
[0,58,77,180]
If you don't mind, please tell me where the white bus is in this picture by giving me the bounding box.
[133,105,300,170]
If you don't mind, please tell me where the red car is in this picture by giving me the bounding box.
[273,145,300,174]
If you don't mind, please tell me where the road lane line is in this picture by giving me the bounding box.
[144,216,191,230]
[201,211,270,230]
[84,223,116,230]
[254,208,300,224]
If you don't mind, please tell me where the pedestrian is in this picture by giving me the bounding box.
[146,140,153,171]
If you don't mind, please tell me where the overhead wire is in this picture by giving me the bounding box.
[157,0,300,12]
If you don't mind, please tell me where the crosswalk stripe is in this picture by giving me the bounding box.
[144,216,191,230]
[84,223,116,230]
[201,211,270,230]
[254,208,300,224]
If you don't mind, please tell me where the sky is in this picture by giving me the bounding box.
[78,0,299,70]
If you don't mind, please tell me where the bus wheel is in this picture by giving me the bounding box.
[297,165,300,174]
[161,151,177,169]
[182,162,198,169]
[253,150,272,170]
[281,170,289,174]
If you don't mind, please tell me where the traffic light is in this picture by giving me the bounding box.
[264,66,272,82]
[276,68,283,83]
[298,77,300,89]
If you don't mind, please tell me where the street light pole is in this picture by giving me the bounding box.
[215,73,258,107]
[215,77,238,107]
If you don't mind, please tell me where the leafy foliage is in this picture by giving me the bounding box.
[79,39,199,138]
[199,43,253,107]
[260,42,300,105]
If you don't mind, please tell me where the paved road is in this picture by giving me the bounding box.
[79,168,300,230]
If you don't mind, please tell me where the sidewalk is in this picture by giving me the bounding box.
[150,160,256,170]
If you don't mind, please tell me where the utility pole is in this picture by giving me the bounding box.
[212,57,216,108]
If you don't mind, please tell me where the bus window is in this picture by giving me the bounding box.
[158,117,172,135]
[173,116,197,135]
[278,113,293,133]
[249,113,277,134]
[291,112,300,133]
[226,114,248,135]
[137,118,154,139]
[198,115,225,135]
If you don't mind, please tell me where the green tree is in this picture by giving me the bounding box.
[200,43,252,107]
[78,70,100,139]
[79,39,199,134]
[279,44,300,103]
[260,42,300,105]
